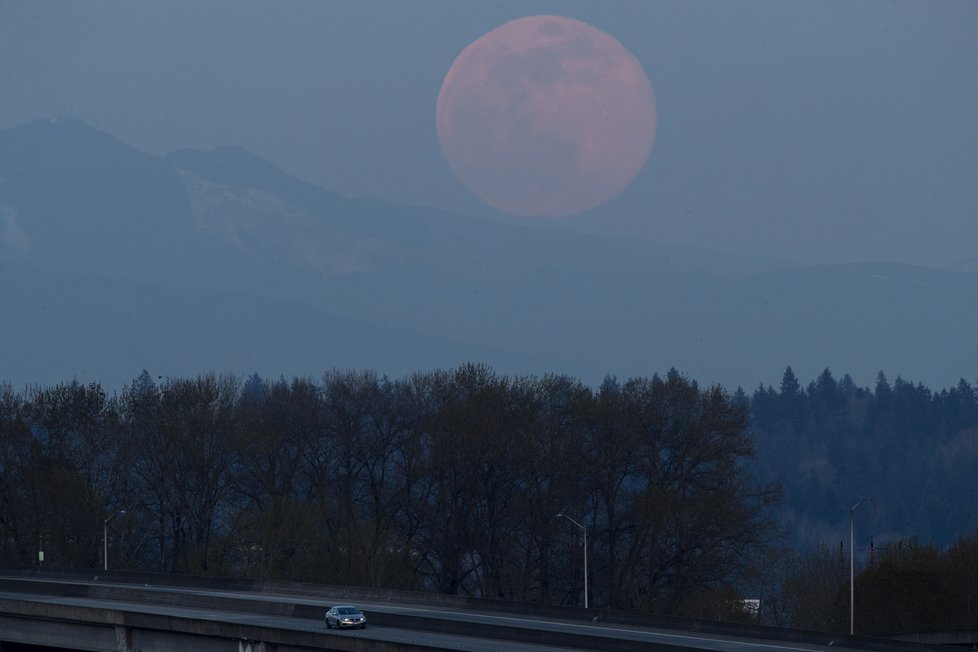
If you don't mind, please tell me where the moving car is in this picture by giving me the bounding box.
[325,605,367,629]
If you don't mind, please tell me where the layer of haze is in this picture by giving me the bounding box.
[2,0,976,269]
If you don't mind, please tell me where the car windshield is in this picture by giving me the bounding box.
[337,607,359,615]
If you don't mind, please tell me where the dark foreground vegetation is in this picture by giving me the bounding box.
[1,364,976,635]
[776,534,978,635]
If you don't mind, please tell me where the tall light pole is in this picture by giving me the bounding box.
[850,498,871,635]
[556,513,588,608]
[103,509,126,571]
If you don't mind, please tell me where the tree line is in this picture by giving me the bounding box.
[3,363,976,633]
[0,365,779,617]
[748,367,978,548]
[742,366,978,633]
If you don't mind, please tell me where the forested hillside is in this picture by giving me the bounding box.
[748,367,978,548]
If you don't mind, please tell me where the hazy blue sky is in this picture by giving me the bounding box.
[3,0,976,269]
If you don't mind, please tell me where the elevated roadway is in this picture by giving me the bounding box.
[0,569,948,652]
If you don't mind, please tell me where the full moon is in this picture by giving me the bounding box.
[436,15,656,218]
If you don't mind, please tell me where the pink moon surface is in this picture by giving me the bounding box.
[436,15,656,218]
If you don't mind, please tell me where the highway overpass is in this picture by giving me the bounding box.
[0,567,950,652]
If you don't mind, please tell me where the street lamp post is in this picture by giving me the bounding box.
[103,509,126,571]
[556,513,588,608]
[849,498,871,635]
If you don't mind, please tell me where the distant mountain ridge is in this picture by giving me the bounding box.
[1,116,976,392]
